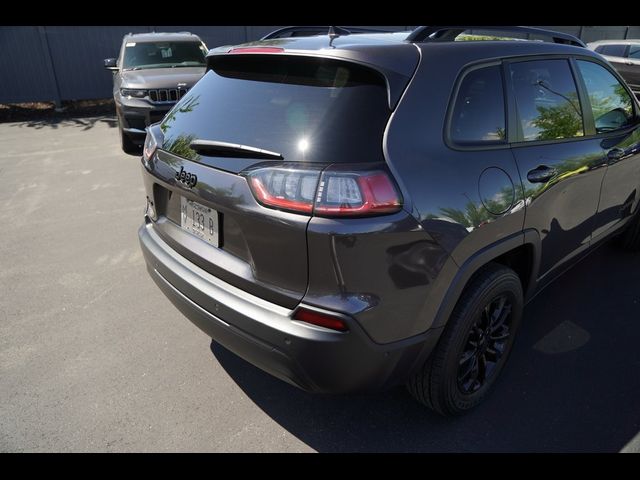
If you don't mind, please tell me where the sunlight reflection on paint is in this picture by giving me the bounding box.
[298,138,309,153]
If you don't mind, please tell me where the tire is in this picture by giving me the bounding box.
[617,209,640,251]
[118,119,141,155]
[407,263,523,416]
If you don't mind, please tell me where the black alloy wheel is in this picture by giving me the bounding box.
[457,294,513,395]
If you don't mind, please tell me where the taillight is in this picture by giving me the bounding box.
[315,169,402,216]
[293,307,349,332]
[142,128,159,167]
[247,166,321,214]
[244,164,402,217]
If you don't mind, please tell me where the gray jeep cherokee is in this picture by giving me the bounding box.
[138,26,640,415]
[104,32,208,154]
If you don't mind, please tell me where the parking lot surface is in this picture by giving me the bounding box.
[1,116,639,452]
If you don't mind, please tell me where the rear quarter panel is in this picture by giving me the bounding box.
[384,44,527,331]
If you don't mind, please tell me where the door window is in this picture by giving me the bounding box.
[628,46,640,59]
[576,60,635,133]
[509,59,584,142]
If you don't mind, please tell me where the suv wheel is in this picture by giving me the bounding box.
[616,209,640,251]
[407,263,523,416]
[118,118,140,155]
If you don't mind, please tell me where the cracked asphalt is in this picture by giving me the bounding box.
[1,116,639,452]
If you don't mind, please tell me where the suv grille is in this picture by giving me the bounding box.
[148,88,188,103]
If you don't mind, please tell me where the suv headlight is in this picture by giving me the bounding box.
[120,88,147,98]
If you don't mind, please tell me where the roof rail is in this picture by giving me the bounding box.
[406,26,586,48]
[261,26,389,40]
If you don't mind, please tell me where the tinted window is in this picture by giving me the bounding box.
[577,60,635,133]
[600,44,627,57]
[449,65,506,144]
[160,55,390,164]
[629,46,640,59]
[122,41,207,70]
[509,59,584,142]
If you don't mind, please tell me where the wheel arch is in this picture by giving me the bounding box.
[431,229,541,330]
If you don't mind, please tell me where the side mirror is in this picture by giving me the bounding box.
[595,108,630,133]
[104,58,118,71]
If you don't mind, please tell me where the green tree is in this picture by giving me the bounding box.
[532,94,583,140]
[164,134,198,161]
[160,95,201,160]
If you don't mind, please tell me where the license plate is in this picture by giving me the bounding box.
[180,196,219,247]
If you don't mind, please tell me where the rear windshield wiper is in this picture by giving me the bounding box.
[189,139,283,160]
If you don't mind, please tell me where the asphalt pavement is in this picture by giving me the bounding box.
[1,115,639,452]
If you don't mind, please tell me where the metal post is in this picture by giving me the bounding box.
[578,25,584,41]
[625,26,630,39]
[37,26,62,109]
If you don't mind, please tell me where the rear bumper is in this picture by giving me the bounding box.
[138,219,442,393]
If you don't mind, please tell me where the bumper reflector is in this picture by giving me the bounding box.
[293,308,349,332]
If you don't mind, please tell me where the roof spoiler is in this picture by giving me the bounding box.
[406,26,586,48]
[261,26,389,40]
[205,48,415,110]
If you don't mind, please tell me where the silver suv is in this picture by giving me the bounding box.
[104,32,208,154]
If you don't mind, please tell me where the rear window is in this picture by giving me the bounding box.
[159,55,390,164]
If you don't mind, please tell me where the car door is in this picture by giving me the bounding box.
[506,57,608,283]
[575,58,640,239]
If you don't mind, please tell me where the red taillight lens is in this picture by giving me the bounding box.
[228,47,285,54]
[245,165,402,217]
[142,129,158,166]
[293,308,349,332]
[247,167,320,214]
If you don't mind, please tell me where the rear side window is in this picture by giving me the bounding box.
[598,44,627,57]
[449,65,506,145]
[160,55,390,164]
[576,60,635,133]
[509,59,584,142]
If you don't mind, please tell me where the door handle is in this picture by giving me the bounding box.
[527,165,557,183]
[607,148,625,161]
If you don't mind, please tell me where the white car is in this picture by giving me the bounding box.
[587,39,640,97]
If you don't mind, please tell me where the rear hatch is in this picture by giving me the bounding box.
[145,51,409,308]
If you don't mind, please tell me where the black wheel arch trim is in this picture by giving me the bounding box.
[431,229,541,330]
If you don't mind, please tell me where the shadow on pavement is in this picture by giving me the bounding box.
[10,116,117,131]
[211,241,640,452]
